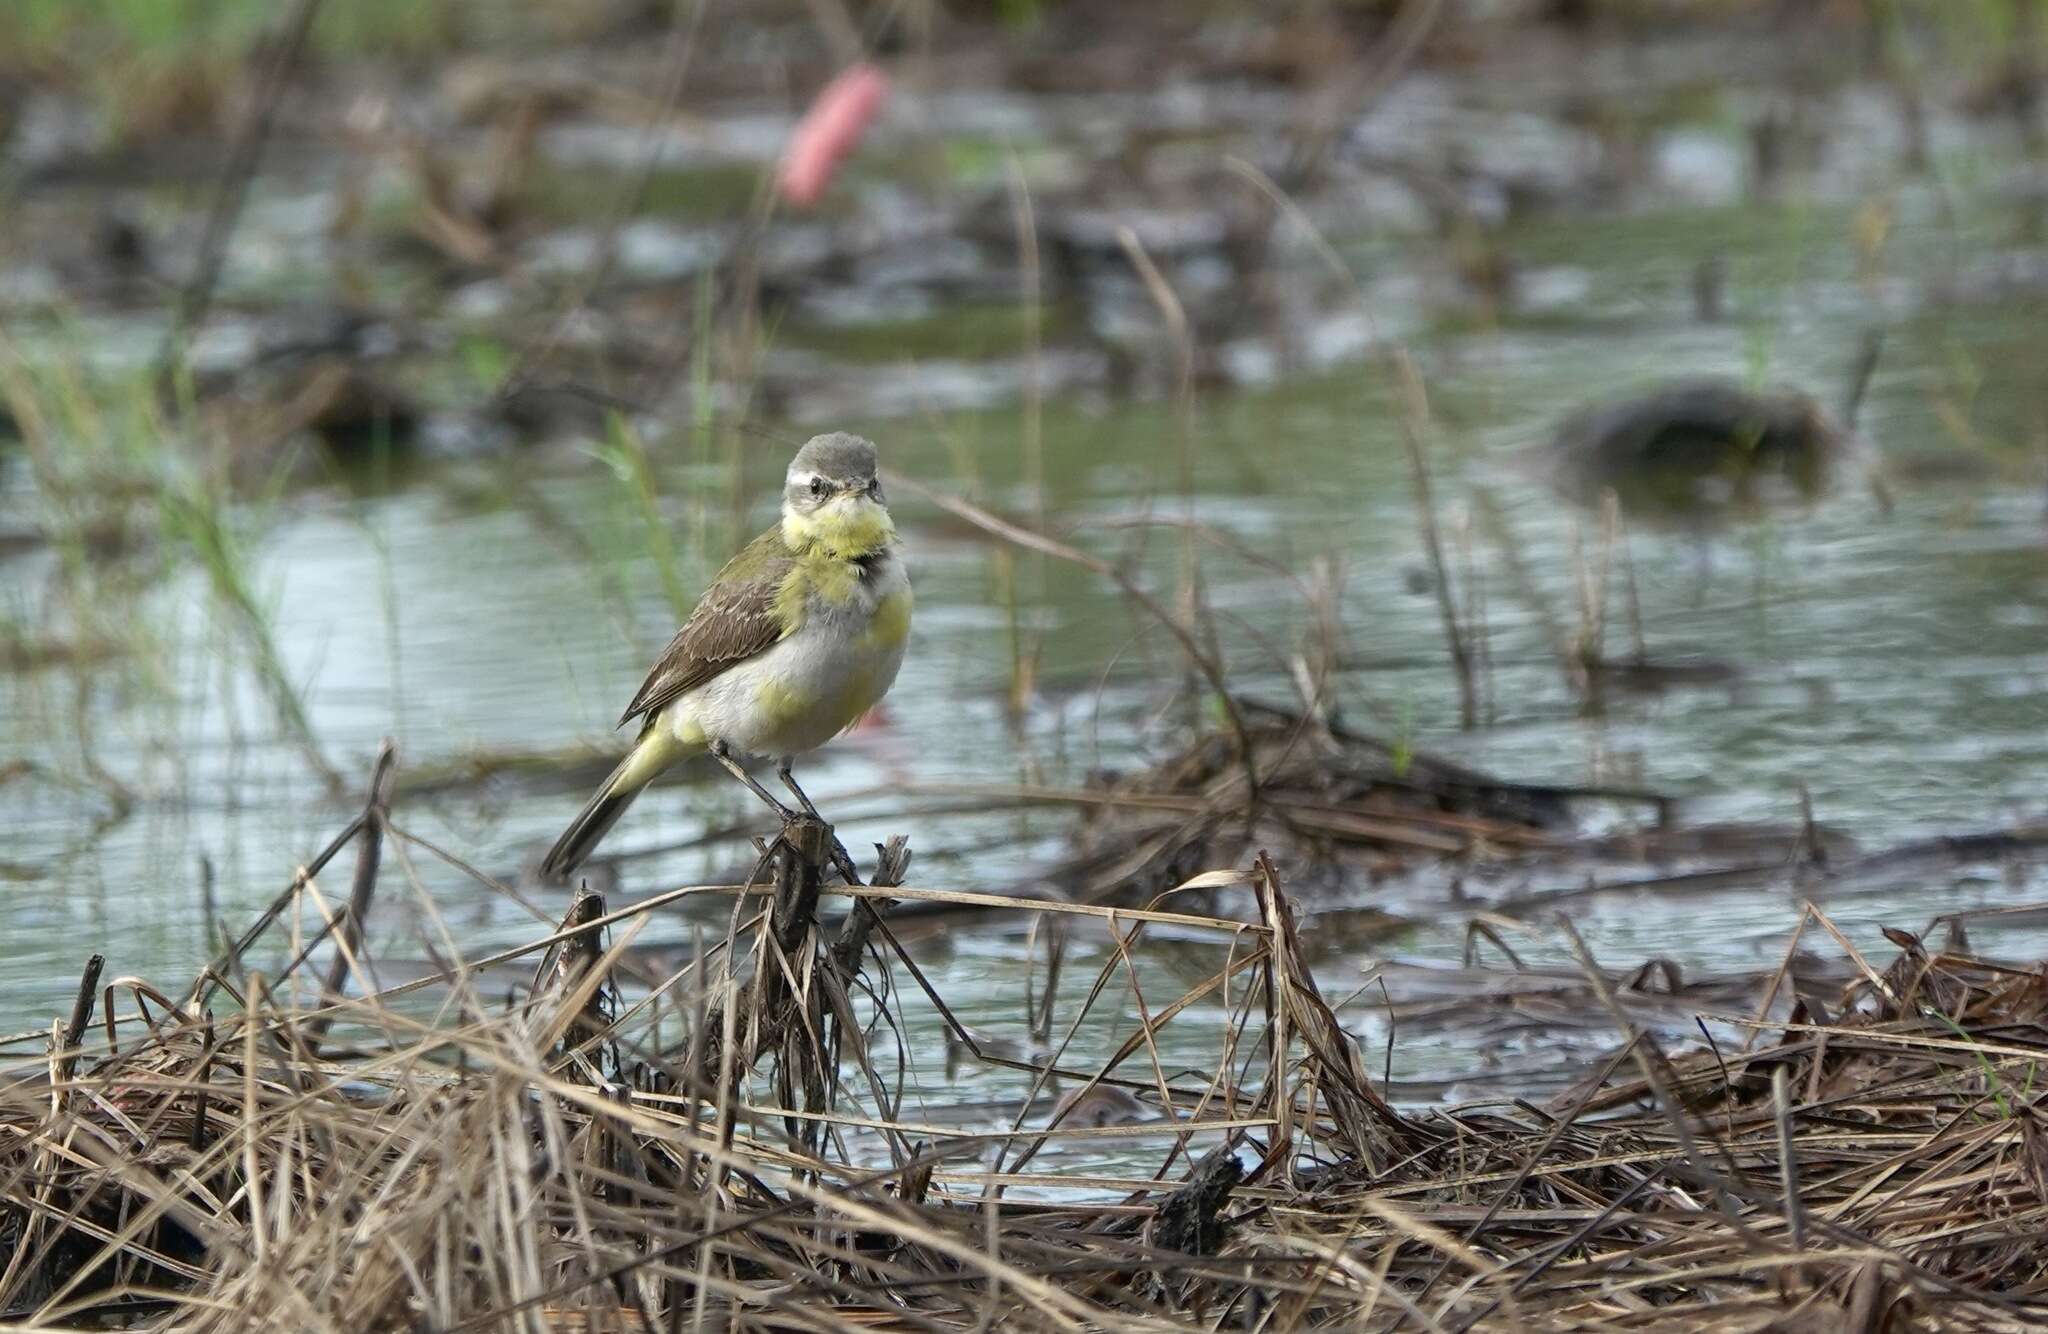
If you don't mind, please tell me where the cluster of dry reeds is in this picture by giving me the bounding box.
[5,755,2048,1330]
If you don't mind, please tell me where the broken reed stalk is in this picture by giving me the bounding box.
[306,740,396,1057]
[1565,491,1621,713]
[689,816,912,1165]
[529,889,613,1065]
[1005,156,1048,714]
[1470,482,1588,699]
[1454,502,1494,725]
[1617,498,1646,661]
[1117,226,1218,751]
[1574,490,1620,675]
[1216,160,1485,730]
[55,954,105,1093]
[1394,349,1478,730]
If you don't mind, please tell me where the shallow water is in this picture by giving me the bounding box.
[4,57,2048,1178]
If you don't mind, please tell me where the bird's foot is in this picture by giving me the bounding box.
[825,838,864,887]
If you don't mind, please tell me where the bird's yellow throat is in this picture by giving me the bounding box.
[772,494,901,629]
[781,495,895,560]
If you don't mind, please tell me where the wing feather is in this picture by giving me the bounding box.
[617,528,795,728]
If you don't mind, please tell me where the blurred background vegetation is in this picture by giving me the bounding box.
[1,0,2045,1089]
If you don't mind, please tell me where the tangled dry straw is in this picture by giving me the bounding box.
[5,759,2048,1331]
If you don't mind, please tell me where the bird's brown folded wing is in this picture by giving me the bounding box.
[617,533,796,728]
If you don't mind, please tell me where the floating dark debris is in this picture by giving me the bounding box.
[1545,377,1849,522]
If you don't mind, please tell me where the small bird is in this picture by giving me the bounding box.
[542,433,911,877]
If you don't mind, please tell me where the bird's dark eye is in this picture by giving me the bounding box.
[866,477,881,498]
[809,477,829,498]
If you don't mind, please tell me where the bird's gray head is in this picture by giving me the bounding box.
[784,432,882,514]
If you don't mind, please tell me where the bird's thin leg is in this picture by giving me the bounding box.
[775,758,827,823]
[710,740,797,821]
[777,757,864,886]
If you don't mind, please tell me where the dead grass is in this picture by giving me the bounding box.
[5,748,2048,1331]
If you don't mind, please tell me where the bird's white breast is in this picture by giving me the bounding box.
[672,548,909,759]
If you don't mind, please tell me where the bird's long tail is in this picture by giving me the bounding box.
[542,728,693,878]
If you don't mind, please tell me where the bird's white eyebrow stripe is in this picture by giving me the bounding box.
[786,469,874,489]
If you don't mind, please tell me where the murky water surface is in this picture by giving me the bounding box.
[4,50,2048,1184]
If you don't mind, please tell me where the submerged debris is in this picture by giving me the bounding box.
[1546,377,1849,521]
[1045,699,1667,906]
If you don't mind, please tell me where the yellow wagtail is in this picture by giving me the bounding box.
[542,433,911,875]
